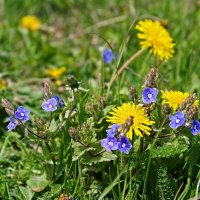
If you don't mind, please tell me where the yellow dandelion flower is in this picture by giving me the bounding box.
[161,90,199,111]
[20,15,41,31]
[46,67,66,79]
[0,79,6,90]
[106,102,155,140]
[135,19,175,60]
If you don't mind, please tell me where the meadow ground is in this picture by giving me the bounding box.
[1,0,200,199]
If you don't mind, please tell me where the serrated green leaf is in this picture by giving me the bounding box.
[152,143,188,159]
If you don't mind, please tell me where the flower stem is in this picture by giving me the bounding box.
[47,112,53,130]
[17,119,56,182]
[106,48,145,98]
[17,119,44,139]
[142,117,167,199]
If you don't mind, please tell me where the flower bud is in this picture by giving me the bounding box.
[67,75,79,90]
[43,79,52,99]
[185,106,199,125]
[129,86,138,102]
[143,67,159,88]
[69,127,79,141]
[162,103,171,115]
[1,98,15,115]
[98,96,107,110]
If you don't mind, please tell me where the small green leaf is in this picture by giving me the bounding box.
[19,186,34,200]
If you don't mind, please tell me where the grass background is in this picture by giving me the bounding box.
[1,0,200,199]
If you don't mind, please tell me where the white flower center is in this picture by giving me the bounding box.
[148,93,152,99]
[122,143,126,148]
[108,141,113,146]
[21,112,24,116]
[176,119,180,124]
[49,104,53,109]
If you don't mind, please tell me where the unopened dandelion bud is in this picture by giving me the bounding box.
[129,86,137,102]
[1,98,15,115]
[43,79,52,99]
[67,74,79,90]
[69,127,79,140]
[143,67,159,88]
[162,103,171,115]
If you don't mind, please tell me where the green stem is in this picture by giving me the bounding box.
[106,48,145,99]
[142,117,167,199]
[101,62,105,96]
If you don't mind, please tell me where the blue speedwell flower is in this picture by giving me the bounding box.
[106,124,120,137]
[54,95,64,108]
[101,136,118,151]
[169,111,185,129]
[15,106,30,122]
[190,120,200,135]
[41,98,57,112]
[103,49,113,64]
[118,136,132,154]
[142,87,158,104]
[7,116,17,131]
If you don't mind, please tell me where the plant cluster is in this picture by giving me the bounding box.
[1,15,200,200]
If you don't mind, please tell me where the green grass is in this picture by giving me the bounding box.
[1,0,200,199]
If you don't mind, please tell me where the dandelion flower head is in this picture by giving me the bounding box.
[0,79,6,90]
[135,19,175,60]
[161,90,198,111]
[20,15,41,31]
[107,103,155,139]
[46,67,66,79]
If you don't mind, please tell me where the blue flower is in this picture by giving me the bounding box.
[15,106,30,122]
[54,95,64,108]
[169,111,185,129]
[7,116,17,131]
[103,49,113,64]
[41,98,57,112]
[142,87,158,104]
[118,136,132,154]
[106,124,120,137]
[190,120,200,135]
[101,136,118,151]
